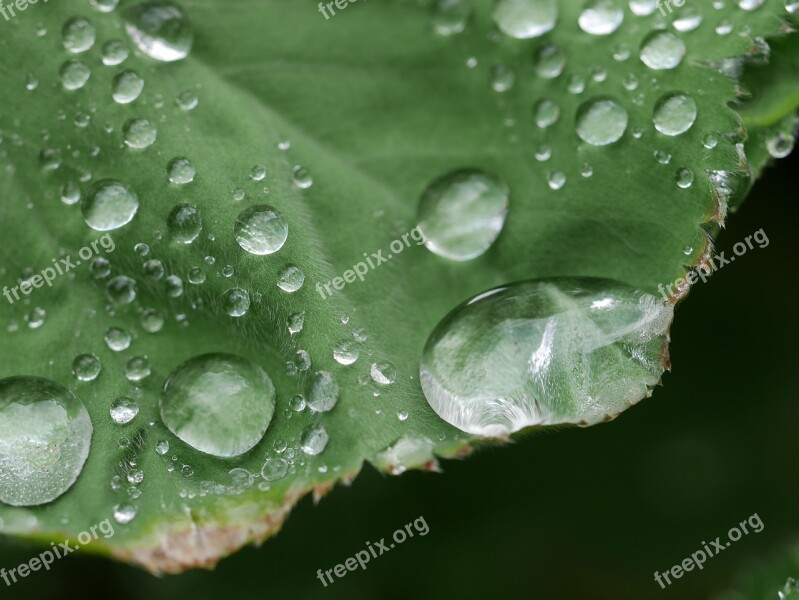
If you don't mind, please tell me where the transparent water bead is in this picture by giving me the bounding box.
[0,377,92,506]
[639,30,685,70]
[123,118,157,149]
[576,97,628,146]
[420,278,673,436]
[82,180,139,231]
[62,17,96,53]
[672,7,703,31]
[653,92,697,136]
[234,205,288,255]
[766,132,795,158]
[112,70,144,104]
[534,98,560,128]
[167,203,202,243]
[60,60,91,91]
[123,2,193,62]
[307,371,339,412]
[300,424,329,456]
[417,169,509,262]
[105,327,132,351]
[333,340,359,365]
[533,43,566,79]
[72,354,101,381]
[276,264,305,292]
[110,397,139,424]
[113,503,137,524]
[375,436,435,475]
[160,353,276,457]
[629,0,658,16]
[579,0,624,36]
[492,0,557,39]
[433,0,471,36]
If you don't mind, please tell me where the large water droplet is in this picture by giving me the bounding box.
[417,169,509,262]
[653,92,697,136]
[578,0,624,35]
[420,278,673,436]
[576,97,628,146]
[492,0,558,39]
[62,17,96,53]
[0,377,92,506]
[123,2,193,62]
[160,354,276,457]
[433,0,471,35]
[307,371,339,412]
[640,30,685,70]
[234,205,288,255]
[82,180,139,231]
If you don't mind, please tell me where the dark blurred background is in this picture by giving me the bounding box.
[1,152,797,600]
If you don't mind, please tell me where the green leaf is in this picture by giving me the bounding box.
[0,0,795,573]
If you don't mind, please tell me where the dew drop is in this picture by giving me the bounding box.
[333,340,359,365]
[261,457,288,481]
[307,371,339,412]
[59,60,91,91]
[534,98,560,128]
[166,157,195,184]
[492,0,558,39]
[675,167,694,188]
[222,288,250,317]
[300,424,329,456]
[420,278,673,436]
[672,6,703,31]
[417,169,509,262]
[576,97,628,146]
[640,30,685,70]
[234,205,289,255]
[123,1,193,62]
[703,133,718,149]
[292,165,313,189]
[370,361,397,385]
[155,440,169,455]
[106,275,138,304]
[0,377,92,506]
[110,397,139,424]
[112,70,144,104]
[628,0,657,15]
[125,356,151,382]
[277,264,305,293]
[288,312,305,335]
[72,354,101,382]
[766,132,795,158]
[113,504,137,524]
[176,89,198,110]
[122,118,157,149]
[167,203,202,243]
[160,353,276,457]
[60,181,81,205]
[90,0,120,11]
[547,171,566,190]
[104,327,132,351]
[490,64,515,92]
[653,92,697,136]
[533,43,566,79]
[62,17,96,53]
[578,0,624,35]
[433,0,471,35]
[250,164,267,181]
[82,180,139,231]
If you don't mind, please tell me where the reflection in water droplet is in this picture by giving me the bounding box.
[653,92,697,136]
[72,354,101,381]
[0,377,92,506]
[110,397,139,424]
[300,424,329,456]
[420,278,673,436]
[492,0,557,39]
[417,169,509,262]
[167,203,202,243]
[234,205,288,255]
[123,1,193,62]
[160,353,276,457]
[82,180,139,231]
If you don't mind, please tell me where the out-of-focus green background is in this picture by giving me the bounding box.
[1,154,796,600]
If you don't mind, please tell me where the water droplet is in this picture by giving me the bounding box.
[26,307,46,329]
[492,0,557,39]
[110,397,139,424]
[766,131,795,158]
[534,144,552,161]
[72,354,101,382]
[261,457,288,481]
[112,70,144,104]
[91,257,112,279]
[420,278,673,436]
[277,264,305,292]
[155,440,169,455]
[82,180,139,231]
[234,205,288,255]
[333,340,359,365]
[579,0,624,35]
[715,19,733,35]
[628,0,657,16]
[703,133,718,149]
[417,169,509,262]
[59,60,91,90]
[0,377,92,506]
[188,267,206,284]
[376,436,435,475]
[25,73,38,91]
[433,0,471,35]
[143,259,164,280]
[654,149,672,164]
[397,410,409,421]
[640,30,685,70]
[370,361,397,385]
[140,308,164,332]
[62,17,95,53]
[576,97,628,146]
[222,288,250,317]
[123,1,193,62]
[307,371,339,412]
[292,165,313,189]
[166,157,195,184]
[490,64,515,92]
[125,356,151,381]
[122,118,157,149]
[90,0,120,11]
[787,0,799,14]
[547,171,566,190]
[675,167,694,188]
[176,89,198,110]
[567,74,586,94]
[739,0,764,10]
[653,92,697,136]
[534,98,560,128]
[104,327,132,351]
[300,424,329,456]
[60,181,81,205]
[113,504,137,524]
[288,312,305,335]
[672,6,703,31]
[779,578,799,600]
[167,203,202,243]
[250,164,267,181]
[533,43,566,79]
[160,353,276,457]
[580,163,594,177]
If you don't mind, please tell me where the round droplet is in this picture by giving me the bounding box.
[105,327,132,351]
[288,312,305,335]
[333,340,359,365]
[250,164,267,181]
[576,97,628,146]
[110,397,139,424]
[106,275,138,304]
[143,259,165,280]
[125,356,151,382]
[167,203,202,243]
[534,98,560,128]
[176,89,198,110]
[222,288,250,317]
[261,457,288,481]
[82,180,139,231]
[292,165,313,189]
[672,6,703,31]
[703,133,718,149]
[654,150,672,164]
[188,267,205,284]
[160,353,276,457]
[234,205,288,255]
[433,0,471,35]
[113,504,137,524]
[578,0,624,35]
[676,167,694,188]
[155,440,169,455]
[492,0,558,39]
[490,64,515,92]
[629,0,657,16]
[62,17,96,53]
[300,424,329,456]
[276,264,304,292]
[289,394,306,411]
[112,70,144,104]
[164,157,196,185]
[640,30,685,70]
[420,278,674,436]
[123,2,193,62]
[60,181,81,206]
[370,361,397,385]
[533,43,566,79]
[90,0,120,11]
[653,92,697,136]
[0,377,92,506]
[547,171,566,190]
[307,371,339,412]
[739,0,765,10]
[72,354,101,382]
[140,308,164,332]
[60,60,91,91]
[101,40,129,65]
[122,118,157,149]
[417,169,509,262]
[766,132,795,158]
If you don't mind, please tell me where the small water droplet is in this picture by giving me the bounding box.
[122,118,157,149]
[112,70,144,104]
[110,397,139,424]
[534,98,560,128]
[113,504,137,524]
[300,424,329,456]
[222,288,250,317]
[653,92,697,136]
[433,0,471,35]
[640,30,686,70]
[155,440,169,455]
[675,167,694,188]
[234,205,288,255]
[72,354,101,382]
[533,42,566,79]
[59,60,91,91]
[547,171,566,190]
[123,1,193,62]
[307,371,339,412]
[176,89,198,110]
[261,457,288,481]
[125,356,151,381]
[277,264,305,292]
[766,131,795,158]
[370,361,397,385]
[672,6,703,31]
[333,340,359,365]
[292,165,313,189]
[105,327,132,351]
[166,157,196,184]
[167,203,202,243]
